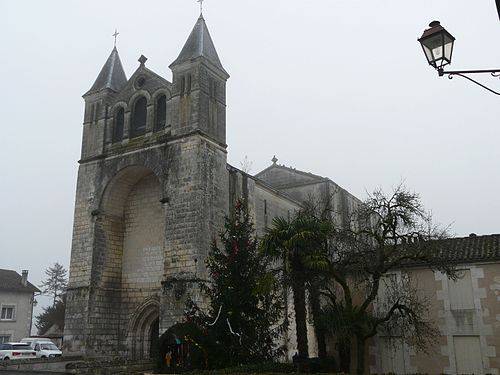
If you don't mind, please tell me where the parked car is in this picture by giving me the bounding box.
[33,341,62,358]
[0,342,36,361]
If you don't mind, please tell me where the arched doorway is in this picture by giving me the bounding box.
[128,299,160,360]
[150,318,160,359]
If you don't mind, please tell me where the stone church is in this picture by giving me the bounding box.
[63,14,359,359]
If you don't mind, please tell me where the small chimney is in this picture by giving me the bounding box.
[21,270,28,287]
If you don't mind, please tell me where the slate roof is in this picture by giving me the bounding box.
[170,15,228,75]
[85,47,127,96]
[0,269,40,293]
[436,234,500,263]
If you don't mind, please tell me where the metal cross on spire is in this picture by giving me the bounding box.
[197,0,204,15]
[112,29,119,47]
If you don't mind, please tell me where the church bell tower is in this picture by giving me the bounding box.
[64,14,230,359]
[169,15,229,145]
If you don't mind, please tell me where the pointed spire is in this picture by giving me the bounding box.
[170,15,227,74]
[85,47,127,96]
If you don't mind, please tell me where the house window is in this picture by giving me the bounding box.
[0,335,10,344]
[155,95,167,131]
[0,306,15,320]
[380,336,407,374]
[454,336,483,374]
[131,96,147,137]
[113,107,124,142]
[448,269,474,310]
[377,273,398,312]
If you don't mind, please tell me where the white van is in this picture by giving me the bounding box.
[32,341,62,358]
[20,338,62,358]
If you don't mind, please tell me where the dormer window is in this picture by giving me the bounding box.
[155,95,167,131]
[113,108,124,142]
[131,96,147,138]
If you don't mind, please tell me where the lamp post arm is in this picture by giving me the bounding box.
[437,68,500,96]
[438,68,500,76]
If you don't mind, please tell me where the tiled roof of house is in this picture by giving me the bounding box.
[0,269,40,293]
[436,234,500,263]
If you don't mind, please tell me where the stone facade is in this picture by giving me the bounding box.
[63,15,360,360]
[369,235,500,374]
[64,13,500,372]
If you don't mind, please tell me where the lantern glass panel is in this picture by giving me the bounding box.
[443,34,454,62]
[422,44,433,64]
[422,34,444,66]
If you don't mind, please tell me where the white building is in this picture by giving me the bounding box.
[0,269,39,342]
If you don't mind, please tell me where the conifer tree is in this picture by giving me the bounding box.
[39,262,67,307]
[35,295,66,335]
[187,199,283,367]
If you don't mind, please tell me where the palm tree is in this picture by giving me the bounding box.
[260,213,331,360]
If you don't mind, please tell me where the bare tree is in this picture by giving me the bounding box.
[239,155,253,174]
[319,184,456,374]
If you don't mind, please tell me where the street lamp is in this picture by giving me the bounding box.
[418,21,500,95]
[418,21,455,70]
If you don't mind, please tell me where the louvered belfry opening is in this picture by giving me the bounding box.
[155,95,167,131]
[113,107,125,142]
[131,96,147,137]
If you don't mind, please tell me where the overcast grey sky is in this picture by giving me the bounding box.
[1,0,499,310]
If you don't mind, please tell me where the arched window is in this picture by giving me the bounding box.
[155,95,167,131]
[113,107,124,142]
[131,96,147,137]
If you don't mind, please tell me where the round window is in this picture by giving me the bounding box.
[135,76,146,89]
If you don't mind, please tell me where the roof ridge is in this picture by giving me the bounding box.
[255,163,326,181]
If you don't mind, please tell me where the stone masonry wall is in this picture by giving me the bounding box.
[160,134,228,334]
[65,144,171,356]
[119,173,164,356]
[122,174,164,288]
[253,183,300,237]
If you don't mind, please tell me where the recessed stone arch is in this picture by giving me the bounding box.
[100,165,156,217]
[128,89,152,106]
[152,88,172,101]
[152,89,173,132]
[127,297,160,360]
[106,102,129,144]
[91,165,165,356]
[98,165,166,285]
[110,100,129,113]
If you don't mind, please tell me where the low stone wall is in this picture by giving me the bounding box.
[65,358,154,374]
[0,357,154,374]
[0,356,81,373]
